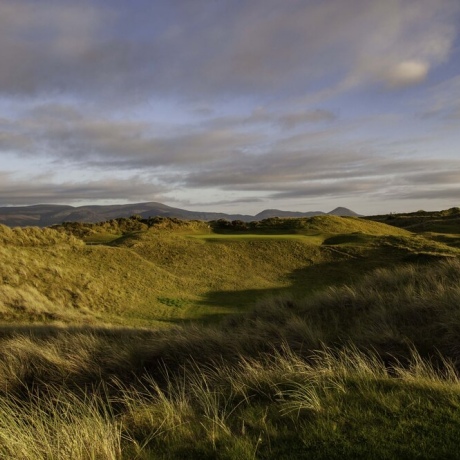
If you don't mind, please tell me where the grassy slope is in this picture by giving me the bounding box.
[1,259,460,458]
[1,216,460,458]
[2,216,453,327]
[366,207,460,250]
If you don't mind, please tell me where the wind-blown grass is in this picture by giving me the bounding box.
[1,258,460,458]
[1,346,460,459]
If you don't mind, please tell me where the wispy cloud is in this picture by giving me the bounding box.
[0,171,165,206]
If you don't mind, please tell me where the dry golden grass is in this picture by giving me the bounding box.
[0,256,459,458]
[1,216,458,328]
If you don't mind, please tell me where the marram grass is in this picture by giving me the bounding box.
[0,259,460,458]
[1,347,460,459]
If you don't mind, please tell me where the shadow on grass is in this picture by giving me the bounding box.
[192,244,450,325]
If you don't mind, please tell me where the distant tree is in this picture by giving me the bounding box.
[231,220,248,231]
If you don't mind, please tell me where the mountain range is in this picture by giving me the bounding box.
[0,202,360,227]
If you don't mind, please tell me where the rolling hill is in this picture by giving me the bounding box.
[1,211,460,459]
[0,202,359,227]
[1,215,456,327]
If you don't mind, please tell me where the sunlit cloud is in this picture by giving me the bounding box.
[382,60,430,88]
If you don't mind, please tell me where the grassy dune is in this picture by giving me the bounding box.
[2,216,446,327]
[1,215,460,458]
[0,259,460,458]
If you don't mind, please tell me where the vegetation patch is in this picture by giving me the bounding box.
[1,212,460,457]
[157,297,187,308]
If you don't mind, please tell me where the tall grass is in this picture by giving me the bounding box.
[0,258,460,457]
[1,258,460,398]
[0,224,82,247]
[0,390,122,460]
[1,346,460,459]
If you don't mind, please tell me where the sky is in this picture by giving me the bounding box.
[0,0,459,216]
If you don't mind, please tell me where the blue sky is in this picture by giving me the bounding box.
[0,0,459,215]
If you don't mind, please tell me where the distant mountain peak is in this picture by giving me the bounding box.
[255,209,325,219]
[328,207,360,217]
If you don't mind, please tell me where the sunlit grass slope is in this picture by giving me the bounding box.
[1,258,460,458]
[1,216,458,327]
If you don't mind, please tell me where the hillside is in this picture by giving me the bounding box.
[1,212,460,458]
[1,258,460,458]
[0,202,359,227]
[366,207,460,233]
[0,215,457,327]
[366,207,460,249]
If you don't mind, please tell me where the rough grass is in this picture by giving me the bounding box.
[366,207,460,236]
[1,259,460,457]
[2,258,460,393]
[1,347,460,459]
[1,217,458,328]
[2,216,460,458]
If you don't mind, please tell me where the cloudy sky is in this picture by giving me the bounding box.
[1,0,459,215]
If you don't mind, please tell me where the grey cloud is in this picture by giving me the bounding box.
[182,147,455,189]
[4,101,460,207]
[278,110,337,128]
[0,172,165,206]
[2,105,262,168]
[0,1,113,95]
[267,180,382,200]
[180,144,460,206]
[207,108,337,131]
[398,188,460,200]
[0,0,457,101]
[403,171,460,185]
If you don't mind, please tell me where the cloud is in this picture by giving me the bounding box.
[1,104,262,169]
[403,170,460,185]
[267,180,383,200]
[278,110,337,128]
[396,187,460,200]
[381,60,430,88]
[0,171,165,206]
[0,0,111,95]
[0,0,457,101]
[0,1,459,213]
[417,75,460,120]
[2,98,460,208]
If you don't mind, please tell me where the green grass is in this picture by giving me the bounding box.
[188,233,322,242]
[1,255,460,458]
[1,216,458,328]
[84,233,123,244]
[1,214,460,457]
